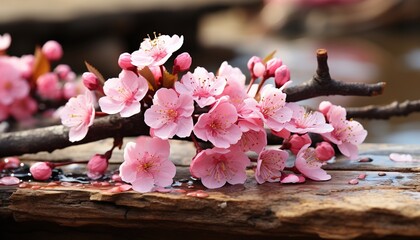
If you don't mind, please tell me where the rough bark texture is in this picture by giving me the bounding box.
[1,141,420,239]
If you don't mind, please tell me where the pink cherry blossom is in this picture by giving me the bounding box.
[175,67,226,108]
[131,34,183,67]
[37,73,62,100]
[285,103,333,134]
[258,84,293,131]
[295,144,331,181]
[87,154,109,180]
[255,149,288,184]
[99,70,148,117]
[236,98,264,132]
[60,91,95,142]
[9,96,37,121]
[189,147,250,189]
[193,98,242,148]
[0,57,30,105]
[233,129,267,154]
[119,136,176,193]
[321,104,367,160]
[30,162,53,181]
[42,40,63,61]
[144,88,194,139]
[0,33,11,51]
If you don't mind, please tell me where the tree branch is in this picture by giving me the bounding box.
[346,100,420,119]
[285,49,385,102]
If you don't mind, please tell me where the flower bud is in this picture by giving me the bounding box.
[54,64,74,81]
[289,134,312,155]
[42,40,63,61]
[319,101,332,116]
[118,52,135,70]
[266,58,282,77]
[253,62,266,78]
[82,72,99,91]
[173,52,192,74]
[63,82,78,99]
[315,142,335,161]
[274,65,290,88]
[87,154,109,180]
[37,73,62,100]
[3,157,21,169]
[30,162,52,180]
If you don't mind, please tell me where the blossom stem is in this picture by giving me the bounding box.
[246,76,257,94]
[190,134,203,154]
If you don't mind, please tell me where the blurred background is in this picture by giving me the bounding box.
[1,0,420,143]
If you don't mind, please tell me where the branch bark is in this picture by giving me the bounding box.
[346,99,420,119]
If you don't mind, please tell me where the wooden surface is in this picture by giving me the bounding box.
[1,140,420,239]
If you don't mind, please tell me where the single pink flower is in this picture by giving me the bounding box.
[0,33,11,51]
[9,96,37,121]
[321,104,367,160]
[37,73,62,100]
[285,103,333,134]
[131,34,183,67]
[60,91,95,142]
[0,57,30,105]
[144,88,194,139]
[255,149,288,184]
[295,144,331,181]
[189,147,250,189]
[193,98,242,148]
[118,52,135,70]
[315,141,335,161]
[30,162,53,181]
[288,133,312,155]
[99,70,148,117]
[175,67,226,108]
[87,154,109,180]
[233,129,267,154]
[119,136,176,193]
[42,40,63,61]
[258,84,293,131]
[173,52,192,73]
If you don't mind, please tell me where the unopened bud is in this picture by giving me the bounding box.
[87,154,109,180]
[289,134,312,155]
[266,58,282,77]
[30,162,52,181]
[118,52,135,70]
[173,52,192,74]
[274,65,290,88]
[42,40,63,61]
[82,72,99,91]
[315,142,335,161]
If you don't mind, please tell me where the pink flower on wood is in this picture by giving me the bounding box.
[144,88,194,139]
[258,84,292,131]
[120,136,176,193]
[60,91,95,142]
[175,67,226,108]
[255,149,288,184]
[131,34,183,67]
[0,57,30,105]
[0,33,11,51]
[193,98,242,148]
[99,70,148,117]
[295,144,331,181]
[190,147,250,189]
[236,98,264,132]
[321,104,367,160]
[285,103,333,134]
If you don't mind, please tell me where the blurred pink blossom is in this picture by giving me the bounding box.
[255,149,288,184]
[0,33,11,51]
[37,73,62,100]
[9,96,37,121]
[60,91,95,142]
[99,70,148,117]
[190,147,250,189]
[144,88,194,139]
[42,40,63,61]
[0,57,30,105]
[119,136,176,193]
[175,67,226,108]
[131,34,183,67]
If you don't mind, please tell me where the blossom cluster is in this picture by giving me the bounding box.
[0,33,80,128]
[59,33,367,192]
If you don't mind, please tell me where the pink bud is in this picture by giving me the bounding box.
[118,52,135,70]
[42,40,63,61]
[274,65,290,88]
[30,162,52,181]
[63,82,78,99]
[87,154,109,180]
[37,73,62,100]
[315,142,335,161]
[173,52,192,73]
[319,101,333,116]
[54,64,74,81]
[253,62,266,78]
[3,157,20,169]
[266,58,282,77]
[82,72,99,91]
[289,134,312,155]
[20,54,35,78]
[247,56,261,70]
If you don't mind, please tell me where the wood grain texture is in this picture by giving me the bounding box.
[1,141,420,239]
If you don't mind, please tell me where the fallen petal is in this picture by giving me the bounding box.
[389,153,420,162]
[0,176,20,185]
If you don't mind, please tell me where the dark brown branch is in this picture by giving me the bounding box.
[346,100,420,119]
[285,49,386,102]
[0,114,149,158]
